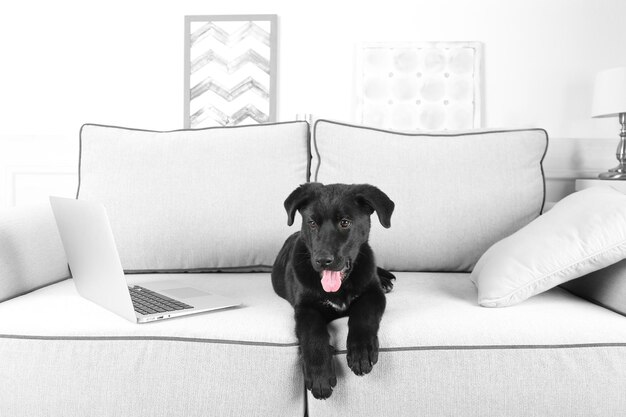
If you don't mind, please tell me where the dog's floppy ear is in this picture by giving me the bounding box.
[354,185,395,228]
[284,183,323,226]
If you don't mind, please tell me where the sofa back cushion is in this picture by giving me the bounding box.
[313,120,547,271]
[78,122,310,272]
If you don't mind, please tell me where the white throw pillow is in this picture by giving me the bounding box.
[471,186,626,307]
[78,122,310,272]
[313,119,548,271]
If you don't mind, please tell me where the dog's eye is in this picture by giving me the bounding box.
[308,220,318,229]
[339,219,352,229]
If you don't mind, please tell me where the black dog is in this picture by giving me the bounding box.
[271,183,395,399]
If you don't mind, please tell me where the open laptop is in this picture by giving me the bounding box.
[49,196,241,323]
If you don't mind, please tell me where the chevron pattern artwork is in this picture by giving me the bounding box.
[184,15,277,128]
[356,42,482,131]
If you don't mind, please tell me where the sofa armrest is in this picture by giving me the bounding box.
[561,259,626,317]
[0,203,70,302]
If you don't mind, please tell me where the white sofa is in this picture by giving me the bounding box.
[1,120,625,416]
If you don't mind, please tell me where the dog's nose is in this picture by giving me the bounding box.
[315,256,334,267]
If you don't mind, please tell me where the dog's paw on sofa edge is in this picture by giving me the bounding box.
[304,359,337,400]
[347,334,379,376]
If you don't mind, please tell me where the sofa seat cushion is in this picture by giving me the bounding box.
[0,273,296,343]
[0,273,303,417]
[329,272,626,349]
[312,272,626,417]
[4,272,623,346]
[2,272,625,416]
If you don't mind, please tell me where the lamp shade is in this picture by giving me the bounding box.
[592,67,626,118]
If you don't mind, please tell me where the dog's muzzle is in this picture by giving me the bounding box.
[320,259,352,293]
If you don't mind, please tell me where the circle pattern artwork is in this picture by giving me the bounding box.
[358,42,480,130]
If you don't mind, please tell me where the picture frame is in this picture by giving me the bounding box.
[355,41,482,131]
[184,15,278,128]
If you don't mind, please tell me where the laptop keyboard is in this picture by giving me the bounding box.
[129,286,193,316]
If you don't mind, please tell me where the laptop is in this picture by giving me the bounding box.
[49,196,241,323]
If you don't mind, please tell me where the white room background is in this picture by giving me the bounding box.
[0,0,625,207]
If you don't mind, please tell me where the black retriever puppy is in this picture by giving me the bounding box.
[271,183,395,399]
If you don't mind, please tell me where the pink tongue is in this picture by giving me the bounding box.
[321,270,342,292]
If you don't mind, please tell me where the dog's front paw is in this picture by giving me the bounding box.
[304,367,337,399]
[305,370,337,400]
[303,348,337,400]
[347,334,379,376]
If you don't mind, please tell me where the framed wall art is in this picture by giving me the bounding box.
[184,15,278,128]
[355,42,482,131]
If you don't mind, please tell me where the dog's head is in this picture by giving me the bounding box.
[283,183,394,292]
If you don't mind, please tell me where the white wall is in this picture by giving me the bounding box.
[0,0,624,205]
